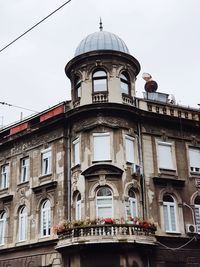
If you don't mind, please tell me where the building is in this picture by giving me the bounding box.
[0,24,200,267]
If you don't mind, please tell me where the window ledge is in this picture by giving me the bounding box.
[92,160,112,164]
[189,171,200,177]
[165,231,181,235]
[71,164,81,172]
[17,181,29,188]
[153,176,185,187]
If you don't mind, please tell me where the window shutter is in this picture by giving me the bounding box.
[158,143,173,169]
[125,136,134,163]
[93,133,110,161]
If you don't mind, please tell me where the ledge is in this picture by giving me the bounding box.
[153,176,185,187]
[32,181,57,193]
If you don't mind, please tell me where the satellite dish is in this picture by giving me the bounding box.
[142,73,152,82]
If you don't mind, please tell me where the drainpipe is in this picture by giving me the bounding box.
[66,126,71,220]
[135,98,146,219]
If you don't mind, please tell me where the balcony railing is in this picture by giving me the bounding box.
[92,92,108,103]
[56,224,156,249]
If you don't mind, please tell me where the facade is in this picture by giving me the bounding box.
[0,26,200,267]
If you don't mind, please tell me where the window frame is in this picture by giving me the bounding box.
[0,211,6,245]
[41,148,52,176]
[19,206,28,241]
[188,147,200,173]
[75,193,81,220]
[73,138,80,166]
[20,157,29,183]
[163,194,178,233]
[194,196,200,233]
[125,135,135,164]
[126,188,138,219]
[96,187,113,219]
[120,71,131,95]
[74,76,81,100]
[1,164,9,189]
[157,141,175,171]
[92,69,108,93]
[41,199,51,237]
[93,133,111,162]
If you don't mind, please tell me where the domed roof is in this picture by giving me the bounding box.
[74,30,130,57]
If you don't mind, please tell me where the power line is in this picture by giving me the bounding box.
[0,0,72,53]
[0,101,38,113]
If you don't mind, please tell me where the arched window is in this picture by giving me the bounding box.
[0,211,6,245]
[93,69,107,92]
[74,76,81,99]
[75,193,81,220]
[120,72,130,95]
[96,186,113,218]
[194,196,200,233]
[126,188,137,218]
[163,194,177,232]
[41,200,51,237]
[19,206,27,241]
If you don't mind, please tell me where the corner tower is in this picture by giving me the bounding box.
[65,24,140,108]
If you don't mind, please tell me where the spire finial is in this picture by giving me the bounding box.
[99,17,103,31]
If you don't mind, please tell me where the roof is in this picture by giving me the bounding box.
[74,31,130,57]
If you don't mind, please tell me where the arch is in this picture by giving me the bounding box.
[89,181,119,199]
[0,210,6,245]
[14,198,30,217]
[158,188,182,204]
[40,199,51,237]
[162,193,178,232]
[36,193,54,212]
[82,163,123,177]
[18,205,28,241]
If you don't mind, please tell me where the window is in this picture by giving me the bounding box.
[96,187,113,218]
[163,194,177,232]
[93,69,107,92]
[0,211,6,245]
[93,133,111,161]
[73,138,80,166]
[158,142,174,170]
[188,147,200,173]
[19,206,27,241]
[125,135,135,163]
[41,200,51,237]
[41,149,51,175]
[20,157,29,183]
[75,193,81,220]
[74,76,81,99]
[1,164,9,189]
[126,188,137,218]
[194,196,200,233]
[120,72,130,95]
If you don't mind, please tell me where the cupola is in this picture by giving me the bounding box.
[65,21,140,108]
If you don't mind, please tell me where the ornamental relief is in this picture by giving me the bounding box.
[8,129,63,156]
[72,115,130,133]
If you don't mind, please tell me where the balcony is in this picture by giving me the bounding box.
[92,92,108,103]
[56,223,156,250]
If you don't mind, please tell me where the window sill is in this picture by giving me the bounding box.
[165,231,181,235]
[17,181,29,187]
[92,160,112,164]
[39,173,52,183]
[71,164,81,171]
[190,171,200,177]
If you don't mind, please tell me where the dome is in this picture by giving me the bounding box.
[74,30,130,57]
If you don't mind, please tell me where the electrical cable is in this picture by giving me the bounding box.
[156,236,196,251]
[0,101,38,113]
[0,0,72,53]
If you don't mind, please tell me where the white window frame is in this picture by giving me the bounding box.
[93,133,111,162]
[0,212,6,245]
[163,195,178,233]
[73,138,80,166]
[41,200,51,237]
[157,141,174,170]
[1,164,9,189]
[126,189,138,219]
[20,157,29,183]
[96,187,113,218]
[41,149,52,176]
[19,206,28,241]
[125,135,135,164]
[195,204,200,233]
[75,193,81,220]
[188,147,200,173]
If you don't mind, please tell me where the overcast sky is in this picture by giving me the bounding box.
[0,0,200,127]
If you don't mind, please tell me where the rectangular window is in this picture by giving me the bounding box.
[158,142,174,170]
[125,135,135,163]
[195,206,200,233]
[93,133,111,161]
[1,164,9,189]
[189,148,200,172]
[73,138,80,166]
[41,149,52,175]
[20,157,29,183]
